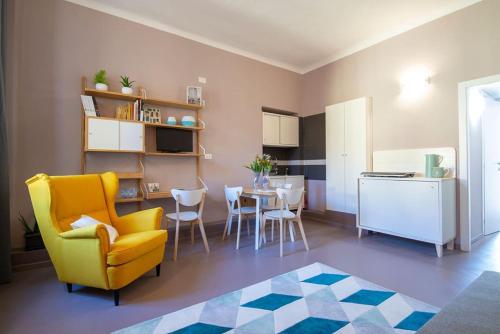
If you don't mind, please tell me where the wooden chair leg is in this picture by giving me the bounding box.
[113,290,120,306]
[222,214,231,240]
[173,219,180,261]
[66,283,72,293]
[297,217,309,251]
[190,222,195,244]
[236,214,242,250]
[156,264,161,277]
[198,218,210,254]
[279,218,284,257]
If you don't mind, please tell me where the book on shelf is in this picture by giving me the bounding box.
[81,95,97,117]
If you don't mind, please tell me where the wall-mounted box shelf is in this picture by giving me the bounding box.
[144,152,202,157]
[84,88,141,101]
[143,97,202,111]
[144,122,204,131]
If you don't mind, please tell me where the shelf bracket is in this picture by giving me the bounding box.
[199,144,212,159]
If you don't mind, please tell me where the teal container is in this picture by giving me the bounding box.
[425,154,443,177]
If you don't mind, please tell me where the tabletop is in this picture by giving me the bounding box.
[242,187,277,197]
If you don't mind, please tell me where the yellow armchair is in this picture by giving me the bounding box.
[25,172,167,305]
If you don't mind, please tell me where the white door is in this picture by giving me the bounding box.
[87,118,119,150]
[279,116,299,146]
[119,121,144,151]
[326,103,345,211]
[263,113,280,145]
[344,98,368,214]
[483,102,500,235]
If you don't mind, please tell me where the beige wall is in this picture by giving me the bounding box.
[7,0,500,248]
[301,0,500,153]
[6,0,300,248]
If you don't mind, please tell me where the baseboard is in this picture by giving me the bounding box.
[11,248,51,272]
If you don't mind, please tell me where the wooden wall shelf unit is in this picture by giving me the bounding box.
[80,76,206,206]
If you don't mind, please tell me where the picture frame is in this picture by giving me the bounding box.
[187,86,202,105]
[147,182,160,193]
[143,107,161,124]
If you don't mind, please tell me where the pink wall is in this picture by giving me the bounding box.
[5,0,300,248]
[300,0,500,151]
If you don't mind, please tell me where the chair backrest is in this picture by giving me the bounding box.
[224,185,243,210]
[276,187,304,208]
[171,188,206,207]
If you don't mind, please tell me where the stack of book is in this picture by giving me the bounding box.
[116,100,142,120]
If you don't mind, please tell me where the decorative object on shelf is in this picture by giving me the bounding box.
[18,211,44,251]
[80,95,97,117]
[181,115,196,127]
[431,166,448,178]
[186,86,202,105]
[147,182,160,192]
[120,75,135,95]
[139,87,147,99]
[260,154,272,189]
[120,188,138,199]
[94,69,108,91]
[166,116,177,125]
[144,107,161,124]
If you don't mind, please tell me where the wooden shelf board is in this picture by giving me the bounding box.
[115,172,144,179]
[143,97,202,111]
[145,191,172,200]
[85,148,144,153]
[144,151,202,157]
[116,196,144,203]
[84,88,140,101]
[144,122,204,131]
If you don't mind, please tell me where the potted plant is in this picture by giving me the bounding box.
[94,69,108,91]
[120,75,135,95]
[18,212,44,251]
[245,155,263,189]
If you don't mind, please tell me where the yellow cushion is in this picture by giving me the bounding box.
[107,230,167,266]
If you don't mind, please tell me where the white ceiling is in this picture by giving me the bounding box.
[67,0,482,73]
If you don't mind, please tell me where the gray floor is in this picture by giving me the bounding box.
[1,219,499,334]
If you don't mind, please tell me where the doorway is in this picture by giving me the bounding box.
[459,74,500,251]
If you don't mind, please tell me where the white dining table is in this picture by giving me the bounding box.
[241,187,277,250]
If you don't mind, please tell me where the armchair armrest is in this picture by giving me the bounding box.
[59,224,110,254]
[113,207,164,235]
[56,224,110,289]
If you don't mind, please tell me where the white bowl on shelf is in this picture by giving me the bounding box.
[181,115,196,127]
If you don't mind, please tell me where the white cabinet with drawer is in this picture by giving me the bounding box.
[86,117,144,152]
[263,112,299,147]
[357,177,456,257]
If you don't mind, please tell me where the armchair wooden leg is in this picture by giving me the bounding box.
[66,283,72,293]
[113,290,120,306]
[156,264,161,277]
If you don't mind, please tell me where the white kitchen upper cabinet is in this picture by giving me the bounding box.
[263,113,280,146]
[119,121,144,152]
[279,115,299,147]
[326,97,372,214]
[87,118,119,151]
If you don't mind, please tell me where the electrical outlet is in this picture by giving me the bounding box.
[204,153,213,160]
[198,76,207,84]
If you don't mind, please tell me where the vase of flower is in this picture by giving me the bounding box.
[260,154,272,189]
[261,169,270,189]
[253,171,261,189]
[245,155,263,189]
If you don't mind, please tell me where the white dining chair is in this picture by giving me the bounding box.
[222,185,257,249]
[166,188,209,261]
[261,187,309,257]
[260,183,293,243]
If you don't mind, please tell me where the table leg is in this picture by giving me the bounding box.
[255,197,260,250]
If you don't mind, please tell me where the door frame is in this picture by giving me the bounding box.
[458,73,500,251]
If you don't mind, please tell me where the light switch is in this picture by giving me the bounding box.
[198,77,207,84]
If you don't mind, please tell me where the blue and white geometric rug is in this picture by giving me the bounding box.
[114,262,438,334]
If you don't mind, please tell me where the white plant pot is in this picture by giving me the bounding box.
[95,83,108,91]
[121,87,133,95]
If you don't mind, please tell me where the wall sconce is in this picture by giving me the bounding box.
[400,67,431,100]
